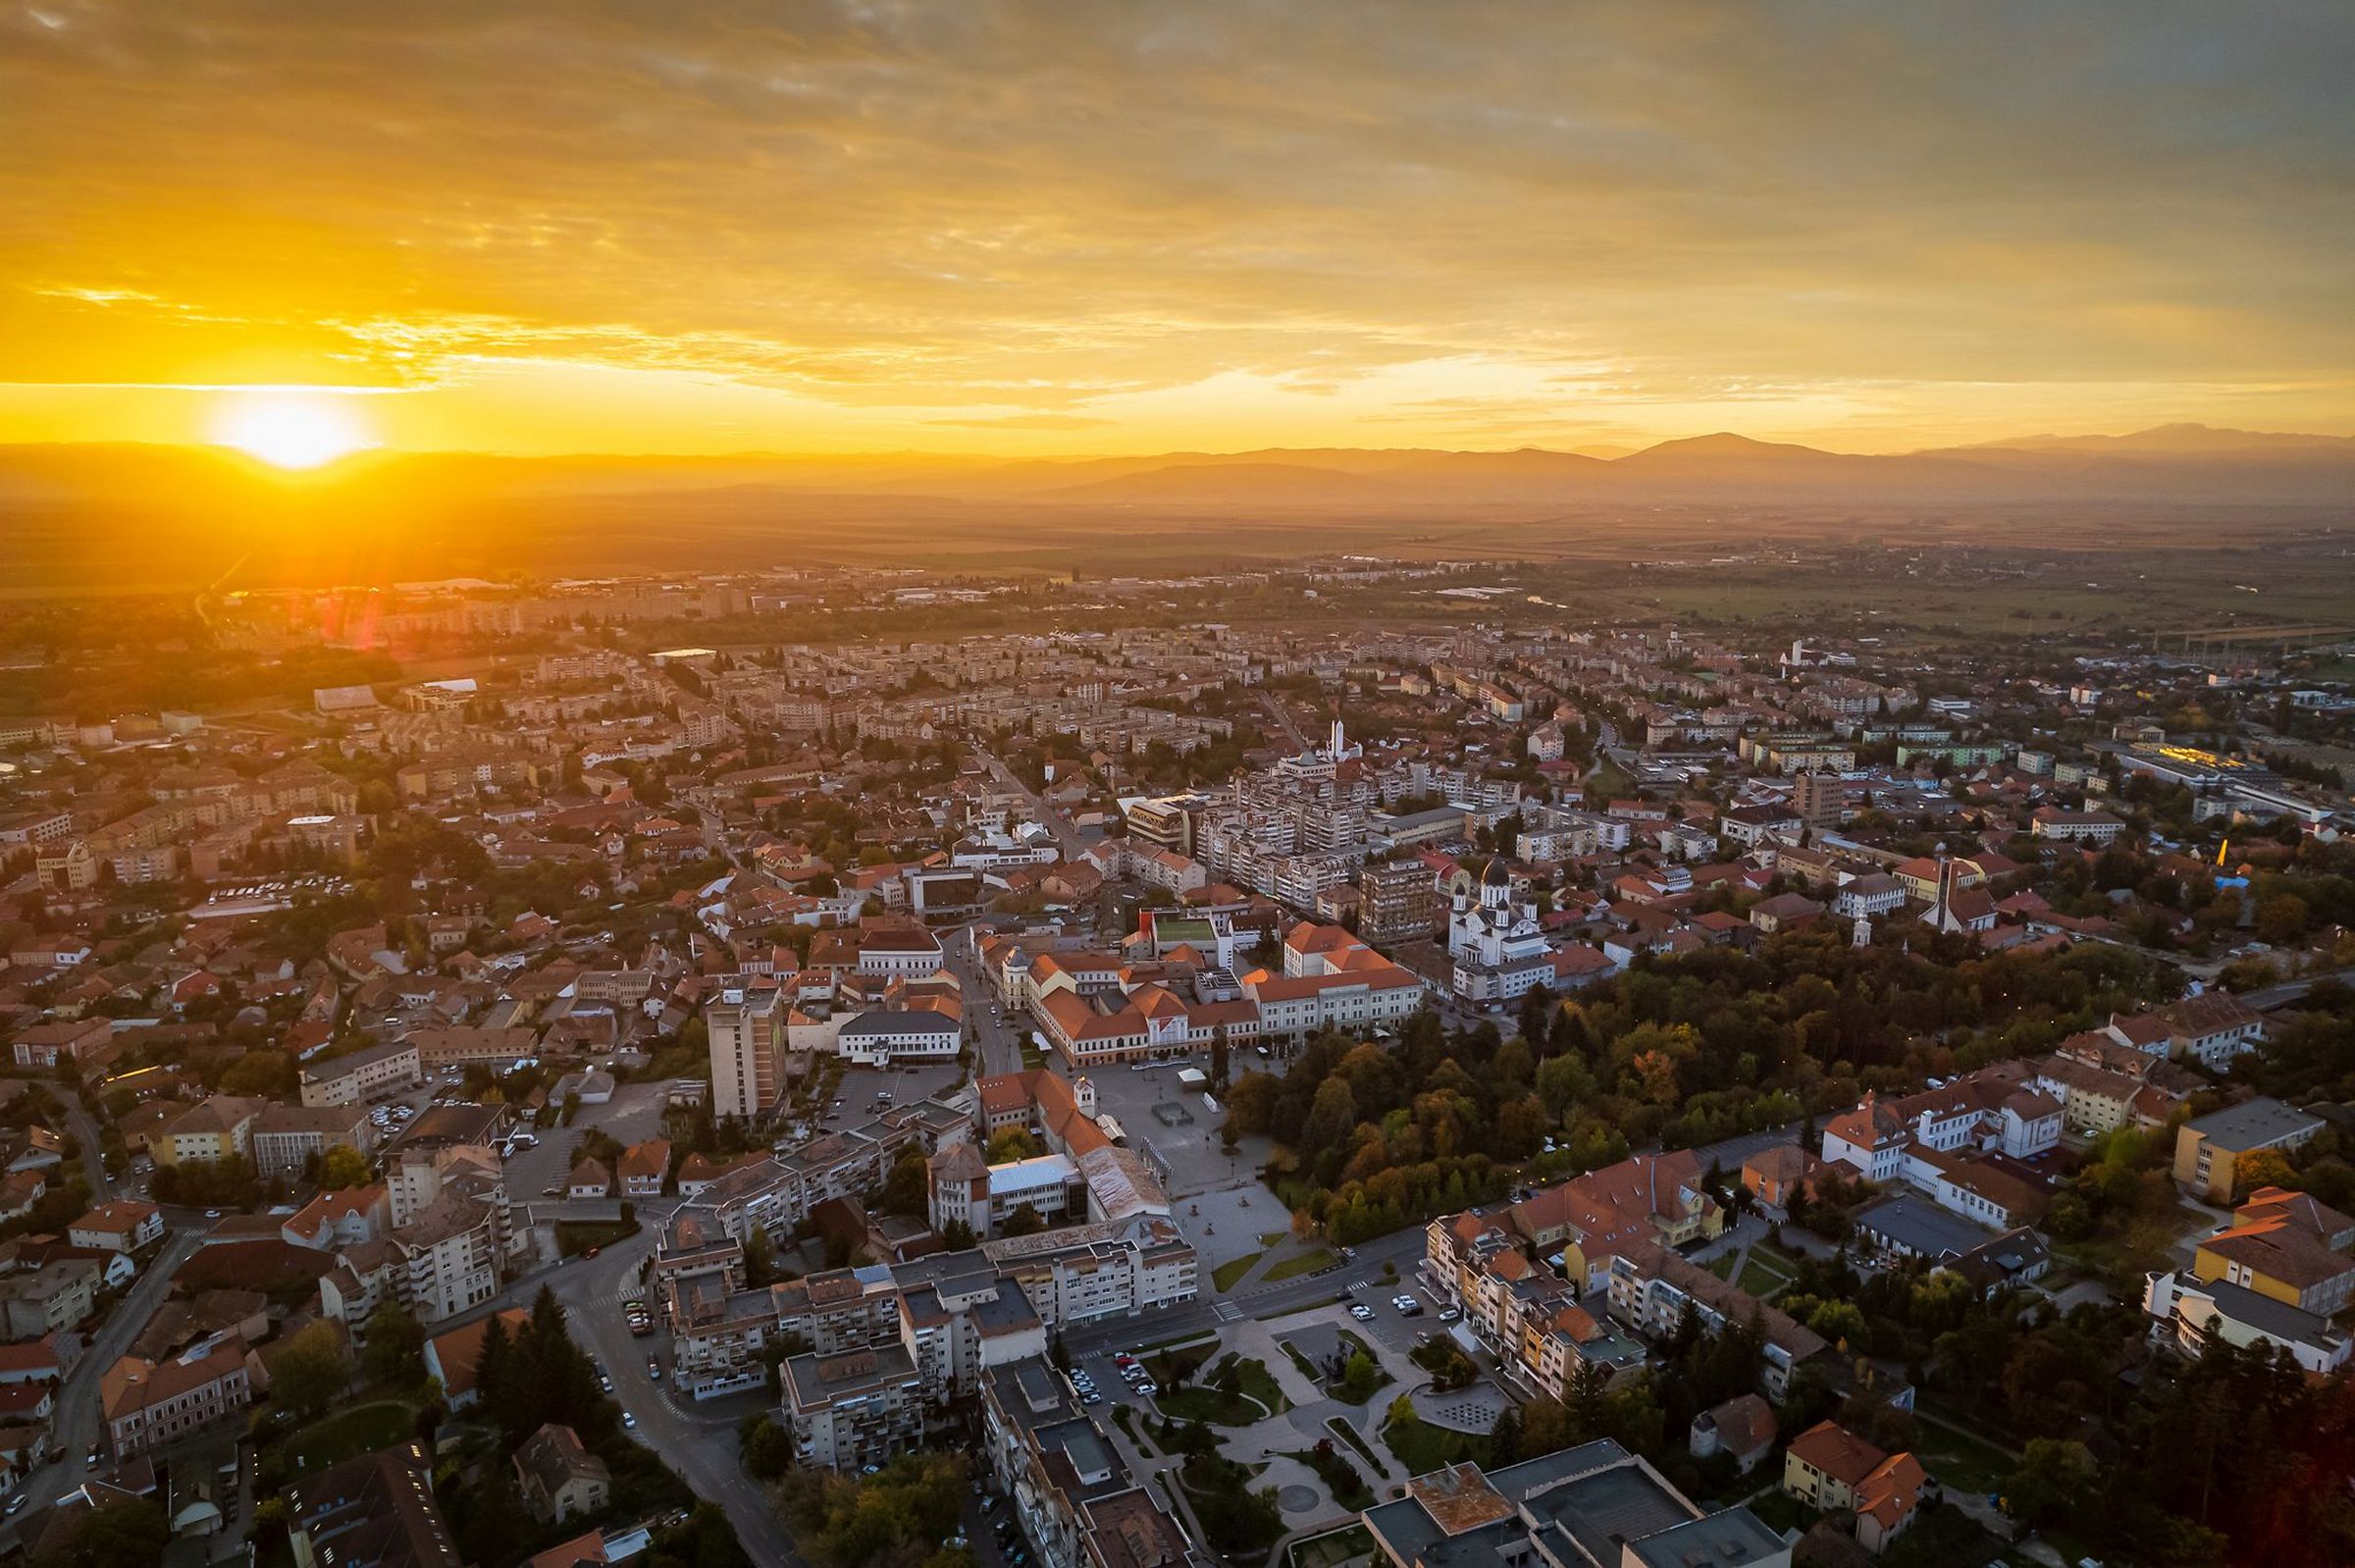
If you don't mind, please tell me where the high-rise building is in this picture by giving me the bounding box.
[707,985,787,1121]
[1792,769,1844,836]
[1359,858,1441,944]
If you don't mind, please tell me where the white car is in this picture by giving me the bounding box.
[1348,1303,1375,1321]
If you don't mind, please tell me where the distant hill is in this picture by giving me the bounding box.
[1950,423,2355,455]
[2,422,2350,593]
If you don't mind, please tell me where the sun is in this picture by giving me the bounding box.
[212,392,377,469]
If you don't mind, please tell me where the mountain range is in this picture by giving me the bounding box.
[7,423,2350,515]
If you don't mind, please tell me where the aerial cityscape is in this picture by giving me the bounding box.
[1,6,2352,1568]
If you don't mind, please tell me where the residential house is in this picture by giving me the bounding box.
[66,1201,164,1254]
[617,1140,670,1199]
[1690,1393,1778,1475]
[0,1257,101,1336]
[1782,1421,1928,1556]
[514,1423,611,1523]
[1741,1146,1821,1215]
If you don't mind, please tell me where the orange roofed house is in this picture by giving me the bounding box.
[1783,1419,1929,1555]
[102,1338,251,1458]
[1503,1150,1725,1290]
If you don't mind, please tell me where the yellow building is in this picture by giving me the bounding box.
[156,1097,264,1169]
[2173,1098,2324,1203]
[2191,1189,2355,1317]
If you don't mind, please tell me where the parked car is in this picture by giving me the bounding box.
[646,1357,663,1381]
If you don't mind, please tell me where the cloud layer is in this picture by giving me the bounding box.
[2,0,2351,451]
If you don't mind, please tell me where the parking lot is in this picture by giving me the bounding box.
[497,1081,675,1199]
[803,1059,968,1129]
[1334,1274,1455,1354]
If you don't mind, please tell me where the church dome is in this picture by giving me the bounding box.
[1481,857,1513,889]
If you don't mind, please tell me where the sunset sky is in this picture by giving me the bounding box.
[2,1,2351,458]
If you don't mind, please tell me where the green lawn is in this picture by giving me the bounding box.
[1212,1251,1266,1292]
[1325,1416,1383,1470]
[284,1399,418,1472]
[1259,1230,1288,1248]
[1912,1411,2020,1493]
[1737,1256,1793,1297]
[1287,1524,1375,1568]
[2051,1193,2203,1285]
[1381,1412,1491,1478]
[1701,1251,1738,1280]
[1744,1490,1812,1536]
[1231,1355,1290,1414]
[1156,1353,1283,1424]
[1262,1247,1338,1283]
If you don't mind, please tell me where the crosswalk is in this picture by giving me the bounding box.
[1212,1299,1243,1323]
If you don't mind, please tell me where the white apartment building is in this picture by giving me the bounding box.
[298,1037,423,1109]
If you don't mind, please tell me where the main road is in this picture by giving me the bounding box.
[944,929,1029,1078]
[422,1219,802,1568]
[9,1227,201,1518]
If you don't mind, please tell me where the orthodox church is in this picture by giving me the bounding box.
[1445,858,1553,1006]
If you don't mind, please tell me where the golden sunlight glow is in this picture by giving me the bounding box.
[211,392,376,469]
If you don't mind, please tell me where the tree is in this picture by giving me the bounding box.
[744,1224,778,1286]
[317,1145,373,1188]
[1489,1403,1524,1466]
[743,1420,795,1479]
[2234,1147,2302,1194]
[1211,1024,1231,1088]
[219,1050,296,1099]
[2256,893,2312,946]
[33,1498,167,1568]
[879,1147,929,1217]
[1301,1075,1359,1153]
[474,1311,513,1412]
[361,1301,426,1387]
[987,1127,1042,1164]
[1000,1203,1045,1238]
[2004,1437,2098,1529]
[453,1462,530,1567]
[272,1320,351,1419]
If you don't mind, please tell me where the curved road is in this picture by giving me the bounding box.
[435,1223,803,1567]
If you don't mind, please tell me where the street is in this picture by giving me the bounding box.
[8,1227,201,1521]
[57,1090,114,1205]
[1257,690,1311,753]
[944,932,1030,1078]
[971,746,1087,860]
[543,1232,803,1568]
